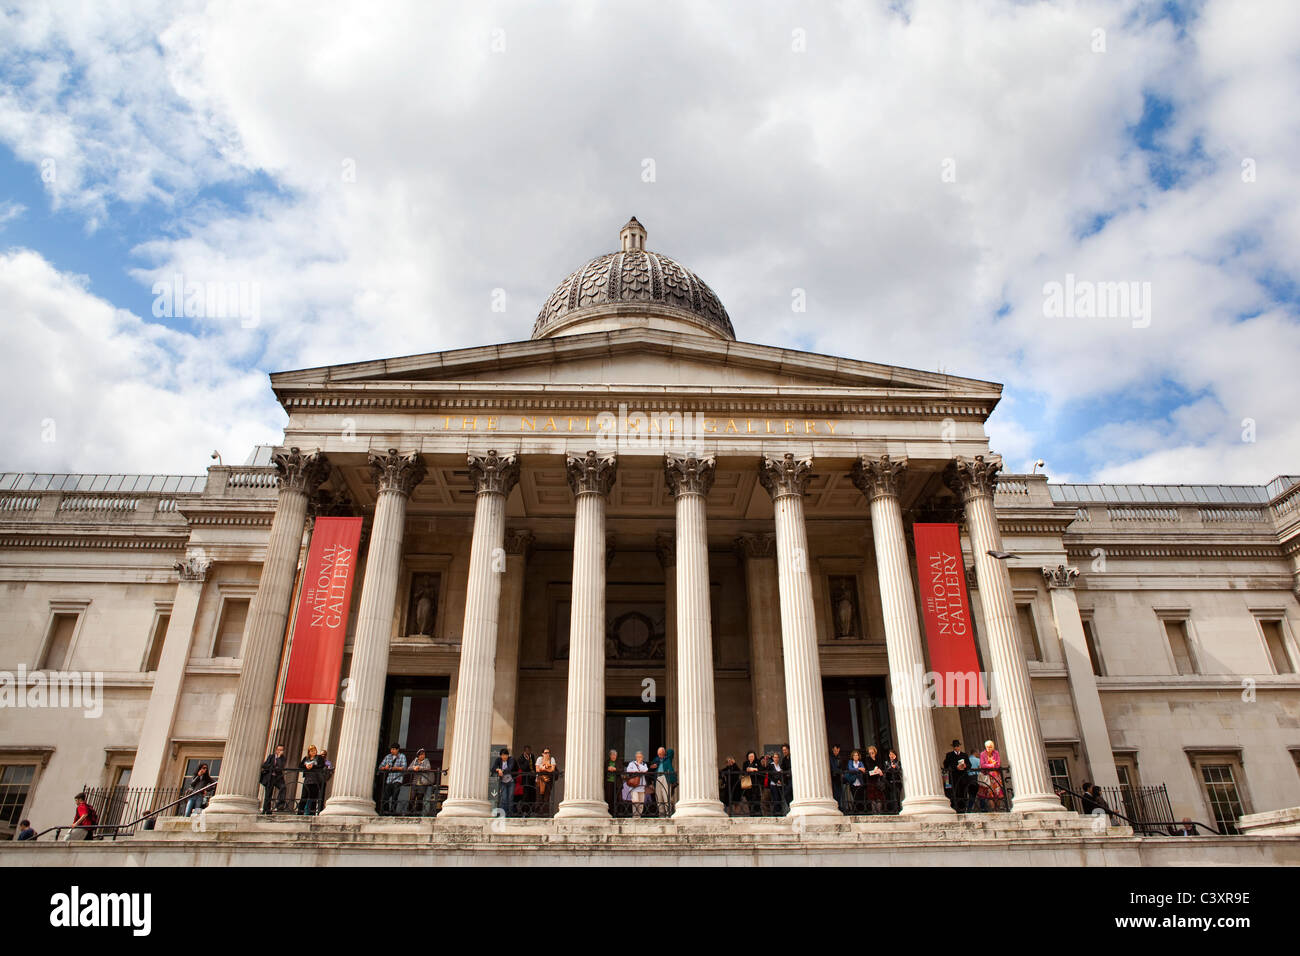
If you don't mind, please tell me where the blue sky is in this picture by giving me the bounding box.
[1,0,1296,482]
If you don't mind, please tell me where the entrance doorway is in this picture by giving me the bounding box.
[379,676,450,767]
[605,696,665,764]
[823,676,893,754]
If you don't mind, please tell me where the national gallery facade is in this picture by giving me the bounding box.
[2,219,1298,857]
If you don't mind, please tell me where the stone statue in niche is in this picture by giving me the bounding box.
[831,576,860,639]
[407,573,439,637]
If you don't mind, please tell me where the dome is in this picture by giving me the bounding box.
[532,217,735,340]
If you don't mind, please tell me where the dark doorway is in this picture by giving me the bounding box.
[379,676,450,768]
[605,696,665,764]
[823,676,893,754]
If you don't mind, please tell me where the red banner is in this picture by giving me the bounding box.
[913,523,987,707]
[283,517,363,704]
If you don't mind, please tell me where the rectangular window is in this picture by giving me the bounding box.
[1015,604,1041,661]
[1047,757,1072,796]
[1164,620,1196,675]
[1081,618,1104,676]
[144,613,170,672]
[0,764,35,827]
[41,613,79,670]
[1198,763,1247,835]
[213,600,249,659]
[1260,620,1295,674]
[180,757,221,792]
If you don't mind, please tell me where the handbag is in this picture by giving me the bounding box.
[626,773,643,788]
[739,774,753,790]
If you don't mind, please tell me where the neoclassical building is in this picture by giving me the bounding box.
[3,218,1299,846]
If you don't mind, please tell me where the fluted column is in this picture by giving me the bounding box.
[1043,565,1119,788]
[948,455,1065,813]
[207,449,328,816]
[321,450,426,817]
[851,456,955,816]
[555,450,617,818]
[758,453,841,818]
[655,533,679,749]
[491,529,533,748]
[665,454,726,818]
[440,451,521,819]
[737,533,789,750]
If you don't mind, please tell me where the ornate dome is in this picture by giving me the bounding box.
[532,217,735,340]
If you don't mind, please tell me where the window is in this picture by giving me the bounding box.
[1048,757,1072,798]
[1081,618,1104,676]
[0,764,35,828]
[41,613,79,670]
[213,599,249,658]
[143,610,171,672]
[180,757,221,792]
[1164,619,1197,675]
[1198,763,1247,835]
[1015,604,1041,661]
[1259,620,1295,674]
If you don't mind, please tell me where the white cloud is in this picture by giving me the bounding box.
[0,0,1296,481]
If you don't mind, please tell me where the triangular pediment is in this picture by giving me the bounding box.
[271,328,1002,402]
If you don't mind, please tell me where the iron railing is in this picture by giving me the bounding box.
[31,782,217,841]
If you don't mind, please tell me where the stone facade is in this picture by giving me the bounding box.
[2,222,1298,845]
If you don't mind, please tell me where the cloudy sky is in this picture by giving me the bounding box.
[1,0,1297,483]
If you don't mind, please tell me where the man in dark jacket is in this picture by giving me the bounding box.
[260,745,287,814]
[941,740,970,811]
[492,748,519,817]
[829,745,845,808]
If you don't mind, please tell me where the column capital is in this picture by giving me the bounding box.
[655,532,675,569]
[273,447,331,496]
[503,528,534,558]
[468,449,520,497]
[734,532,777,559]
[758,453,814,500]
[944,454,1003,501]
[1041,565,1080,589]
[664,453,716,498]
[851,454,908,501]
[368,449,427,497]
[566,450,617,498]
[174,551,212,582]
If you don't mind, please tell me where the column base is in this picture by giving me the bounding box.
[318,796,378,819]
[202,794,260,816]
[672,799,728,820]
[899,795,958,817]
[1012,793,1069,814]
[436,798,494,820]
[787,799,843,819]
[554,799,612,820]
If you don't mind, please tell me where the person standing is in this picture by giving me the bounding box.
[742,751,763,816]
[941,740,969,812]
[863,745,886,814]
[66,793,98,841]
[884,749,903,811]
[260,744,288,814]
[407,748,433,815]
[844,750,866,813]
[15,820,36,841]
[534,748,557,810]
[184,762,214,817]
[604,749,621,815]
[720,756,742,811]
[768,751,789,815]
[517,745,537,810]
[623,751,649,818]
[492,748,518,817]
[829,744,845,809]
[976,740,1004,810]
[653,746,677,816]
[780,744,793,807]
[377,744,406,814]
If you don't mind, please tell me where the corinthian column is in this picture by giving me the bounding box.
[555,450,617,819]
[664,454,726,818]
[947,455,1065,814]
[758,453,840,818]
[207,448,328,816]
[321,450,426,817]
[440,451,521,820]
[851,456,954,816]
[655,533,678,749]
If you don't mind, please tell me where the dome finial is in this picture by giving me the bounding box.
[620,216,647,253]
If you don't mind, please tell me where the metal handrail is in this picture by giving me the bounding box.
[30,782,217,841]
[1054,782,1220,836]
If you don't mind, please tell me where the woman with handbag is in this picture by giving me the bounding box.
[977,740,1004,810]
[183,764,214,817]
[863,745,886,814]
[741,751,761,816]
[844,750,866,813]
[622,751,649,818]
